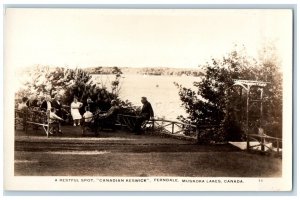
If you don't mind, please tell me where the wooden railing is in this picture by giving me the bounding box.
[117,114,221,142]
[117,114,197,135]
[15,109,27,131]
[246,133,282,156]
[116,114,139,130]
[151,119,196,135]
[15,108,50,137]
[16,111,283,155]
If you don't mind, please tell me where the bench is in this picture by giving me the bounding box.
[81,111,120,136]
[116,114,154,132]
[25,109,50,137]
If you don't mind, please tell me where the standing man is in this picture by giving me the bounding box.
[51,94,63,133]
[134,97,154,135]
[52,95,63,117]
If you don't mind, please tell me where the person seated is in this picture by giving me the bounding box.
[16,97,28,130]
[99,100,119,117]
[81,106,96,136]
[83,106,94,123]
[49,107,64,134]
[133,97,154,135]
[18,97,28,111]
[98,100,119,130]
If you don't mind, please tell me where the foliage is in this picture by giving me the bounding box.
[111,66,123,97]
[15,67,60,101]
[176,45,282,143]
[61,68,117,106]
[16,66,134,113]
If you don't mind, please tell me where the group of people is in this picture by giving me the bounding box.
[17,94,68,133]
[17,94,154,135]
[71,97,120,126]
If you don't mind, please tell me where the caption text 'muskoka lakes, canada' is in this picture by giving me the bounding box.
[57,178,244,184]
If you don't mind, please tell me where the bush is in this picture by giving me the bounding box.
[176,45,282,143]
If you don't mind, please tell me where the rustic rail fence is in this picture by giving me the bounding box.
[117,114,282,156]
[15,108,50,137]
[246,133,282,156]
[15,111,282,155]
[116,114,221,143]
[117,114,197,135]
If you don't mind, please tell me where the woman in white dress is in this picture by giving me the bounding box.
[70,97,83,126]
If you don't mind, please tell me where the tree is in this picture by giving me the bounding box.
[176,45,282,143]
[111,66,123,97]
[16,65,138,117]
[257,42,283,138]
[16,66,118,106]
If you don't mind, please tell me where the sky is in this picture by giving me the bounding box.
[4,9,292,69]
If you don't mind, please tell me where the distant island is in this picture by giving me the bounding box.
[85,66,204,77]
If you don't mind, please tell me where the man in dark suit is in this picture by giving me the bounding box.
[98,100,119,131]
[40,95,52,111]
[86,96,96,113]
[134,97,154,135]
[51,95,63,118]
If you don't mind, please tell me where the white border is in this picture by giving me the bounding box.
[0,0,298,198]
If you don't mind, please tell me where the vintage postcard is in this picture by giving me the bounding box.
[4,8,293,191]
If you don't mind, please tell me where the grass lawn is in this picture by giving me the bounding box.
[15,151,281,177]
[14,127,282,177]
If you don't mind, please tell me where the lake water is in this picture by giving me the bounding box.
[92,74,201,121]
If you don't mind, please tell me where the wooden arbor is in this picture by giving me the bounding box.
[230,80,269,150]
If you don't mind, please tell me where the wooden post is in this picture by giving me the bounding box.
[246,88,250,151]
[260,88,264,127]
[25,109,28,135]
[152,119,155,133]
[171,122,174,134]
[276,139,279,155]
[46,110,50,138]
[261,136,265,152]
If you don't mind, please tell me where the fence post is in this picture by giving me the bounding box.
[246,134,250,151]
[24,109,28,135]
[46,110,50,138]
[152,119,155,133]
[171,122,174,134]
[261,137,265,152]
[276,139,279,156]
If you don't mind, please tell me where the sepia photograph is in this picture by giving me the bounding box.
[4,7,293,191]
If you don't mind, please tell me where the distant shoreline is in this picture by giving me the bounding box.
[18,65,205,77]
[88,66,205,77]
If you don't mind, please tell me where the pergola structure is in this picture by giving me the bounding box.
[232,79,269,150]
